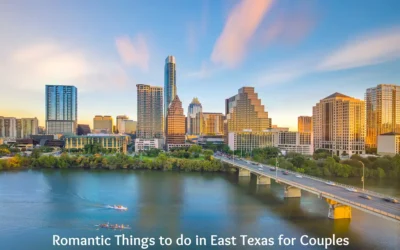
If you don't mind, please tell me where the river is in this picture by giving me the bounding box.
[0,169,399,249]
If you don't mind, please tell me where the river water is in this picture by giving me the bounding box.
[0,170,399,250]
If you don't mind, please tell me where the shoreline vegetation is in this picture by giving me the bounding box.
[1,143,400,180]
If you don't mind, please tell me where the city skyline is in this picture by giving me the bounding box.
[1,0,400,130]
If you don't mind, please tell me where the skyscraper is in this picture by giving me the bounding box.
[202,112,224,135]
[225,87,271,135]
[136,84,163,139]
[45,85,77,135]
[16,118,39,138]
[313,92,365,156]
[93,115,113,134]
[298,116,312,133]
[187,97,202,135]
[365,84,400,149]
[164,56,177,126]
[166,95,185,145]
[116,115,129,133]
[0,116,17,138]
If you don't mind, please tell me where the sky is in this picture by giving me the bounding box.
[1,0,400,130]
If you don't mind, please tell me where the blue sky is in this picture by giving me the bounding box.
[1,0,400,130]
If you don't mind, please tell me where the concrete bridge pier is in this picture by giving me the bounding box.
[256,175,271,185]
[238,168,251,177]
[284,185,301,198]
[326,199,352,220]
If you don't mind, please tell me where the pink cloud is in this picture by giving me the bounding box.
[115,34,150,71]
[318,27,400,71]
[211,0,274,68]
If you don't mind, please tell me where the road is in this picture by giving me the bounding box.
[215,155,400,223]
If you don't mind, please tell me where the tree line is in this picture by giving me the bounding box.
[0,145,225,172]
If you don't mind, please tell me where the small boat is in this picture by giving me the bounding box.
[113,205,128,211]
[326,181,336,186]
[295,175,303,178]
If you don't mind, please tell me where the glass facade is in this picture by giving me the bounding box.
[166,95,185,145]
[298,116,312,133]
[45,85,77,135]
[164,56,177,128]
[187,97,202,135]
[313,93,365,156]
[225,87,271,141]
[365,84,400,149]
[202,112,224,135]
[136,84,163,139]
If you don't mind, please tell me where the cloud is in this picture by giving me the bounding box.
[211,0,274,68]
[3,41,129,92]
[318,27,400,71]
[115,34,150,71]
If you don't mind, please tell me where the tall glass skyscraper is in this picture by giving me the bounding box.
[164,56,177,127]
[365,84,400,149]
[45,85,77,135]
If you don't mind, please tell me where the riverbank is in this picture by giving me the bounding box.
[0,153,229,172]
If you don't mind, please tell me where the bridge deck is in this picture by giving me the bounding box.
[216,156,400,223]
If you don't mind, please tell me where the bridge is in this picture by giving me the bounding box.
[215,155,400,223]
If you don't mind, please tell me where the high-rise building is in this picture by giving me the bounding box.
[202,112,224,135]
[365,84,400,149]
[116,115,129,133]
[166,95,185,145]
[77,124,91,135]
[298,116,312,133]
[0,116,17,138]
[45,85,77,135]
[121,120,137,134]
[164,56,177,127]
[137,84,163,139]
[187,97,202,135]
[225,87,272,141]
[93,115,113,134]
[16,118,39,138]
[313,92,365,156]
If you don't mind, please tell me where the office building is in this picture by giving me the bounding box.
[365,84,400,149]
[276,131,313,155]
[187,97,202,135]
[298,116,312,133]
[64,134,129,154]
[93,115,113,134]
[197,135,225,145]
[45,85,77,135]
[225,87,271,140]
[228,131,276,153]
[77,124,91,135]
[164,56,177,125]
[377,133,400,156]
[313,92,365,156]
[121,120,137,134]
[135,138,161,152]
[16,118,39,138]
[202,112,224,135]
[166,95,186,146]
[0,116,17,138]
[116,115,129,133]
[136,84,163,139]
[228,131,312,155]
